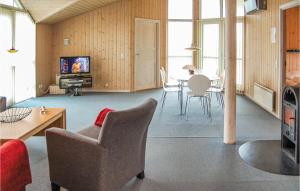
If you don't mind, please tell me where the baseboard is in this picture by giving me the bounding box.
[82,89,131,93]
[244,94,280,119]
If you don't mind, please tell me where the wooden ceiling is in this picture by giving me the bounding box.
[20,0,119,24]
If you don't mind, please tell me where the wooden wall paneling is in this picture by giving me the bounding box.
[244,0,295,116]
[36,24,52,96]
[35,0,167,93]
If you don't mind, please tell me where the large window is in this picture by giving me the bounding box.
[168,0,245,92]
[0,0,22,8]
[168,0,193,20]
[201,0,221,19]
[202,23,220,75]
[200,0,245,92]
[0,1,35,106]
[168,0,193,81]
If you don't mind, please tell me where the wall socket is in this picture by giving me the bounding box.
[105,83,109,87]
[38,84,43,89]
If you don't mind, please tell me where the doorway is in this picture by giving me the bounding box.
[279,1,300,118]
[134,19,160,91]
[282,5,300,87]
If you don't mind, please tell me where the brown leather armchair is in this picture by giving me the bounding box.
[46,98,157,191]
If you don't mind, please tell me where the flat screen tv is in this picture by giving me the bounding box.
[60,56,90,74]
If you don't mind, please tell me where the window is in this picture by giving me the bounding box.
[236,22,244,92]
[201,0,221,19]
[168,0,245,92]
[0,5,35,106]
[168,0,193,20]
[0,0,22,8]
[202,24,220,75]
[200,0,245,92]
[168,22,193,80]
[168,0,193,81]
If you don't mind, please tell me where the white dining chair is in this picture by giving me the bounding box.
[185,74,212,120]
[160,68,180,110]
[208,71,225,108]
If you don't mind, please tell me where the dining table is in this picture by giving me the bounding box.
[171,72,220,115]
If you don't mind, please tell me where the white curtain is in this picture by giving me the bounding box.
[0,8,14,106]
[0,7,36,106]
[14,11,36,102]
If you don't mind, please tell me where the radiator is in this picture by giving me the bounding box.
[253,83,275,112]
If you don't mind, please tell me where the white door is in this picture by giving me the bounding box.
[135,19,159,91]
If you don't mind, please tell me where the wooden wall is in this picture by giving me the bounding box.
[36,24,52,96]
[285,6,300,86]
[244,0,294,116]
[46,0,167,92]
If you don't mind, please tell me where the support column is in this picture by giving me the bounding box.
[192,0,200,68]
[224,0,237,144]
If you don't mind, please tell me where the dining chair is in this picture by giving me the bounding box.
[208,71,225,108]
[159,67,180,110]
[185,75,212,120]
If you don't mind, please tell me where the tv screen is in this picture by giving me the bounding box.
[245,0,257,13]
[60,56,90,74]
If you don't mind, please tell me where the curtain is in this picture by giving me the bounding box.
[14,11,36,102]
[0,8,14,106]
[0,7,36,106]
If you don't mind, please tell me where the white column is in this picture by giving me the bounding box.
[224,0,237,144]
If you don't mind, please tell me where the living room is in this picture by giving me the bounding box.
[0,0,299,191]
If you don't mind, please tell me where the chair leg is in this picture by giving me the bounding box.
[184,95,189,114]
[185,96,191,121]
[160,90,165,102]
[136,171,145,179]
[51,182,60,191]
[208,97,212,120]
[161,91,167,109]
[220,93,224,109]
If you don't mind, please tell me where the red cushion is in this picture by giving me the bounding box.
[94,108,114,127]
[0,140,32,191]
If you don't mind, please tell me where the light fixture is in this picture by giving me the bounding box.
[185,43,200,51]
[7,14,18,54]
[7,48,18,54]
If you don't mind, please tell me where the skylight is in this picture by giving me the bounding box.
[0,0,23,9]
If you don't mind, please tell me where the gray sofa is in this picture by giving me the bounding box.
[46,98,157,191]
[0,96,6,112]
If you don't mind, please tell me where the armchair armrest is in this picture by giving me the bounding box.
[46,128,107,189]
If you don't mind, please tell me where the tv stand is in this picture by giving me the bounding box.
[59,75,92,96]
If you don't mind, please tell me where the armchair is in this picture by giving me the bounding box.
[0,140,32,191]
[46,98,157,191]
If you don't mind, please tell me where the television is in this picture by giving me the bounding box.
[245,0,267,14]
[60,56,90,75]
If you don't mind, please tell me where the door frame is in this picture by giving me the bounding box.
[134,18,160,91]
[279,0,300,119]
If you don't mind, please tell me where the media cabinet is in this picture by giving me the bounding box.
[59,75,92,96]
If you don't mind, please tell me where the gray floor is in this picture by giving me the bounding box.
[16,89,299,191]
